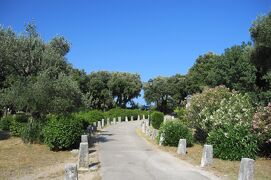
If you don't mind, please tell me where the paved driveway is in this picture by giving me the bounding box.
[98,121,220,180]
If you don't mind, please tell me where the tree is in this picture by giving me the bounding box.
[250,12,271,104]
[84,71,113,110]
[143,76,173,113]
[108,72,142,108]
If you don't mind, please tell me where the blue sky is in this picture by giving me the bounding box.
[1,0,270,104]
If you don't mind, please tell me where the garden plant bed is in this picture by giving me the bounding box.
[137,128,271,180]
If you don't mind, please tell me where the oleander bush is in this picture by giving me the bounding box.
[207,124,258,160]
[151,111,164,129]
[252,105,271,157]
[158,120,193,147]
[43,115,84,150]
[186,86,232,142]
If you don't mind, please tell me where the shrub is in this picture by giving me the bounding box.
[151,111,164,129]
[0,115,13,130]
[207,93,254,129]
[20,119,44,143]
[43,115,84,150]
[174,107,187,124]
[207,125,258,160]
[9,115,28,136]
[186,86,232,142]
[158,120,193,147]
[73,110,105,128]
[252,105,271,157]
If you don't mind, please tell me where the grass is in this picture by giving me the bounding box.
[137,128,271,180]
[0,131,101,180]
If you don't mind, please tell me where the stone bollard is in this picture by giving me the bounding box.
[107,118,110,126]
[118,117,121,123]
[137,115,140,121]
[151,129,158,140]
[125,116,128,122]
[201,144,213,167]
[177,139,186,155]
[101,119,105,128]
[78,142,89,170]
[64,163,78,180]
[143,114,145,120]
[131,116,134,121]
[159,133,165,146]
[113,118,116,125]
[141,121,146,133]
[97,121,101,129]
[81,135,88,143]
[147,115,150,120]
[238,158,255,180]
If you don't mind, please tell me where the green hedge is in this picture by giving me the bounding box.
[207,125,258,160]
[43,115,84,150]
[158,120,193,147]
[0,115,13,130]
[151,111,164,129]
[73,110,105,128]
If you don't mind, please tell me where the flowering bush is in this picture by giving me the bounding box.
[252,105,271,157]
[186,86,232,142]
[207,93,254,129]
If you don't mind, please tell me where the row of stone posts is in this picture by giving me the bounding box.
[142,118,255,180]
[64,114,148,180]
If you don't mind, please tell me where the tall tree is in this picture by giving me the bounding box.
[108,72,142,108]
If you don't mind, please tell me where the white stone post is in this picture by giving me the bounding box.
[201,144,213,167]
[64,163,78,180]
[106,118,110,126]
[137,115,140,121]
[131,116,134,121]
[141,121,146,133]
[78,142,89,170]
[81,135,88,143]
[101,119,104,128]
[143,114,145,120]
[125,116,128,122]
[113,118,116,125]
[159,133,165,146]
[238,158,255,180]
[177,139,186,155]
[118,117,121,123]
[97,121,101,129]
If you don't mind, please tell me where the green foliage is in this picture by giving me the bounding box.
[252,106,271,156]
[20,119,44,143]
[73,110,105,128]
[10,119,26,137]
[144,76,174,113]
[0,115,13,130]
[108,72,142,108]
[151,111,164,129]
[207,93,254,129]
[186,86,232,142]
[158,120,193,147]
[83,71,113,110]
[43,115,84,150]
[207,125,258,160]
[174,107,187,124]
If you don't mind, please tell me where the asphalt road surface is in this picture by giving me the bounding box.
[98,120,220,180]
